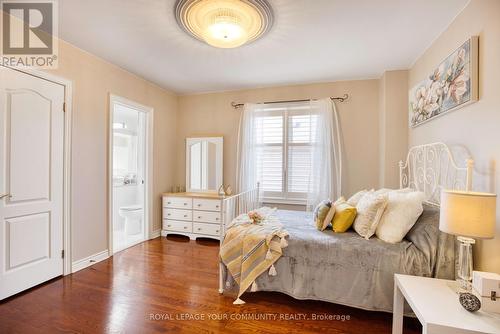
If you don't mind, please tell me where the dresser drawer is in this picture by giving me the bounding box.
[163,196,192,209]
[193,223,220,236]
[193,198,221,212]
[193,210,221,224]
[163,220,192,233]
[163,208,192,221]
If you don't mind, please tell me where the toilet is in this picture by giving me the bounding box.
[119,205,143,235]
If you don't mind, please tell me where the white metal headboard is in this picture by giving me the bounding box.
[399,142,473,206]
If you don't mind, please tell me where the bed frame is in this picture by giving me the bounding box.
[218,142,474,293]
[399,142,473,206]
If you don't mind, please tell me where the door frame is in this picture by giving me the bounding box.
[1,65,73,276]
[108,94,154,255]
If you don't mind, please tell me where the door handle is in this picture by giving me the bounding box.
[0,193,11,200]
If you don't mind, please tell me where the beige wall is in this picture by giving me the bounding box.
[45,41,177,262]
[177,79,381,200]
[409,0,500,272]
[40,40,388,261]
[379,70,409,188]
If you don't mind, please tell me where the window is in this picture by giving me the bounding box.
[254,103,317,203]
[113,132,138,178]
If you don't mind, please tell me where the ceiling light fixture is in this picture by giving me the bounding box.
[175,0,274,49]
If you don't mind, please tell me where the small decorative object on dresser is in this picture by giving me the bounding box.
[439,190,497,290]
[161,193,224,240]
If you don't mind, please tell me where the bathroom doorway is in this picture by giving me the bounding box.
[109,95,153,254]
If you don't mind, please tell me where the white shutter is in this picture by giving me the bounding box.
[253,105,318,202]
[258,145,283,192]
[255,113,283,194]
[255,114,283,144]
[287,113,317,196]
[288,113,317,144]
[287,145,311,193]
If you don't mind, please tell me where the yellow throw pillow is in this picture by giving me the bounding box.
[314,200,336,231]
[332,200,357,233]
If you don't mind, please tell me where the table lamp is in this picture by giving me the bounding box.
[439,190,497,290]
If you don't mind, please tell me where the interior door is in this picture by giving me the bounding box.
[0,67,65,300]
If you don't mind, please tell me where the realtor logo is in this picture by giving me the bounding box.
[1,0,58,68]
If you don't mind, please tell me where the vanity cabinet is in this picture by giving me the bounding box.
[161,193,223,241]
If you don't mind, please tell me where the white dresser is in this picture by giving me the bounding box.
[161,193,224,241]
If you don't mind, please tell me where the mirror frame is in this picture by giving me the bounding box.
[185,136,223,193]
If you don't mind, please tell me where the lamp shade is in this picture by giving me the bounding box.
[439,190,497,239]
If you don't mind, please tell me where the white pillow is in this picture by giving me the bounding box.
[375,191,425,243]
[353,191,388,239]
[374,188,413,196]
[346,189,369,207]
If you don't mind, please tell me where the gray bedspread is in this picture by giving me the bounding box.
[224,205,455,313]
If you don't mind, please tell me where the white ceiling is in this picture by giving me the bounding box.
[59,0,469,94]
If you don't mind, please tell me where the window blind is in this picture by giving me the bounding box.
[254,103,317,202]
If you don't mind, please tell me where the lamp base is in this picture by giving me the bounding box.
[457,236,475,291]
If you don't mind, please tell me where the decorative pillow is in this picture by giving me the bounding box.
[334,196,346,206]
[332,199,357,233]
[375,191,425,243]
[313,200,336,231]
[346,189,369,207]
[374,188,413,196]
[353,192,388,239]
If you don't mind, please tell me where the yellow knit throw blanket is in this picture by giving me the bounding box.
[220,207,289,304]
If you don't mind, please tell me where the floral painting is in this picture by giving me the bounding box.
[409,37,478,127]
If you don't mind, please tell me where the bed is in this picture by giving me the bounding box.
[218,142,473,313]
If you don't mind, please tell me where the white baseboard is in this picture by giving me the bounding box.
[149,229,161,239]
[72,250,109,273]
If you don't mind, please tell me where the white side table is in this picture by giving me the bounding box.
[393,274,500,334]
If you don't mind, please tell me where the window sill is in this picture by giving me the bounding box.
[262,197,307,206]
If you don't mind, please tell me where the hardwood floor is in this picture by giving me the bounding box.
[0,236,421,333]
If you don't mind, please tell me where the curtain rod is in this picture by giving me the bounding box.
[230,94,349,109]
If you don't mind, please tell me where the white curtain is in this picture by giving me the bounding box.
[236,99,342,210]
[306,98,343,210]
[236,103,261,193]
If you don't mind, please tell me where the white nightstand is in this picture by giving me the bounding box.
[393,274,500,334]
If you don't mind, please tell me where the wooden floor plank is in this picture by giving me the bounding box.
[0,235,421,333]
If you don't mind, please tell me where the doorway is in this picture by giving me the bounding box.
[109,95,153,254]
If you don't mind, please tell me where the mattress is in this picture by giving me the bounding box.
[224,206,455,313]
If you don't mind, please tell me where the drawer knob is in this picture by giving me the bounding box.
[167,202,171,204]
[184,215,187,217]
[183,226,187,229]
[197,204,201,207]
[167,213,171,216]
[216,230,219,233]
[198,216,201,219]
[216,218,219,221]
[197,228,201,231]
[167,225,171,227]
[216,205,219,208]
[184,203,188,205]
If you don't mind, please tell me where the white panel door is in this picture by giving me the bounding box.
[0,67,65,300]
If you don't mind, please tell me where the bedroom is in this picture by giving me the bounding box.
[0,0,499,333]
